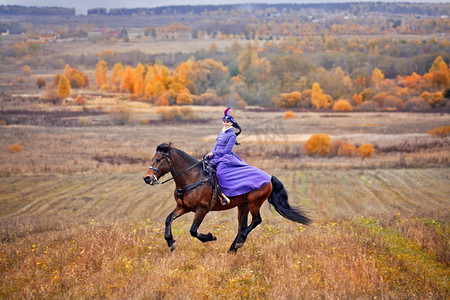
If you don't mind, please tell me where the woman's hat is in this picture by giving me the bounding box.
[222,107,236,124]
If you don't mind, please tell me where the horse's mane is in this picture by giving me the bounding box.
[156,142,198,164]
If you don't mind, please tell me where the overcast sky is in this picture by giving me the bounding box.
[1,0,445,15]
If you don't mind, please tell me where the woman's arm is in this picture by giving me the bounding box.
[212,134,236,155]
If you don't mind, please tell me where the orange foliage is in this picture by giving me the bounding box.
[333,99,353,111]
[57,75,71,99]
[337,142,357,157]
[274,91,302,108]
[176,91,193,105]
[357,143,375,158]
[311,83,331,109]
[95,60,108,89]
[8,144,22,153]
[420,91,444,108]
[428,126,450,138]
[64,65,87,88]
[22,65,32,76]
[304,134,331,157]
[352,93,363,106]
[134,63,145,98]
[75,94,86,105]
[283,111,296,119]
[121,66,135,94]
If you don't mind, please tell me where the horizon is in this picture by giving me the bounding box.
[1,0,447,15]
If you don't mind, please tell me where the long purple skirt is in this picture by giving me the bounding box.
[213,153,271,197]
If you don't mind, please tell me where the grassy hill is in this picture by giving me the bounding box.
[1,168,449,298]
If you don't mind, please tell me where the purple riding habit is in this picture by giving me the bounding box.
[210,128,271,197]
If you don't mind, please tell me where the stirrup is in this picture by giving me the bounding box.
[220,193,230,206]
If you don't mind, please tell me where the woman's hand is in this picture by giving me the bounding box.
[206,152,214,158]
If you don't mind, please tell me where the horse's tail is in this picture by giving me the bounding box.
[267,176,312,225]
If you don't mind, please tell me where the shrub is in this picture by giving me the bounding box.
[381,95,404,110]
[357,143,375,158]
[36,77,46,89]
[338,142,357,157]
[44,85,60,104]
[428,126,450,138]
[404,98,428,111]
[110,106,132,125]
[75,94,86,105]
[23,65,32,76]
[304,134,331,157]
[330,139,344,156]
[8,144,22,153]
[283,111,296,119]
[357,101,378,112]
[333,99,353,111]
[156,107,195,121]
[176,92,193,105]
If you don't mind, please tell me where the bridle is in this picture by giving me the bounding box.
[148,151,205,185]
[148,151,212,202]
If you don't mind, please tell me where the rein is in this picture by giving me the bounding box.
[149,151,211,201]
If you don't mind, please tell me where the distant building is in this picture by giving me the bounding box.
[87,29,105,39]
[39,30,56,41]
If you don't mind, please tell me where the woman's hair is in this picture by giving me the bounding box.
[233,122,241,145]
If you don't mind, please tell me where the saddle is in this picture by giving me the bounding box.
[202,159,229,207]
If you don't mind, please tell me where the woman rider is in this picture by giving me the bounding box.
[206,107,271,205]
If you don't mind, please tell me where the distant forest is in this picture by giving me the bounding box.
[0,3,448,17]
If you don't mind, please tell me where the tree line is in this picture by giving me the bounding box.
[44,41,449,112]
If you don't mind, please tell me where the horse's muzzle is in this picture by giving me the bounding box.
[143,176,159,185]
[143,176,152,185]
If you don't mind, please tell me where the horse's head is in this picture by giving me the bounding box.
[143,143,172,185]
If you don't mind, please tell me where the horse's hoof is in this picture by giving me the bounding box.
[228,248,237,254]
[209,233,217,241]
[170,242,177,251]
[235,242,244,249]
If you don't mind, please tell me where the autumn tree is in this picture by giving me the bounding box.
[64,64,87,88]
[110,63,124,92]
[333,99,353,111]
[311,83,331,109]
[304,134,331,157]
[23,65,32,76]
[357,143,375,158]
[57,75,71,100]
[371,67,384,89]
[273,91,302,108]
[95,60,108,89]
[176,90,193,105]
[187,58,229,96]
[428,56,449,88]
[121,66,135,94]
[133,63,144,98]
[36,77,46,89]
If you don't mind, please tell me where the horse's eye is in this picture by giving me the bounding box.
[156,158,162,163]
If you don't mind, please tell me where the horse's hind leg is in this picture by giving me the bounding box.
[235,210,262,250]
[190,207,217,243]
[228,202,249,253]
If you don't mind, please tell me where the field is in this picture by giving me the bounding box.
[1,19,450,297]
[0,89,449,298]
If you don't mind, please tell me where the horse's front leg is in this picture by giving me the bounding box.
[165,205,189,251]
[190,207,217,243]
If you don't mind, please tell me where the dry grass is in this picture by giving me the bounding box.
[1,213,448,299]
[0,93,449,298]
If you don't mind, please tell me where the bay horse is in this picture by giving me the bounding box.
[143,142,311,253]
